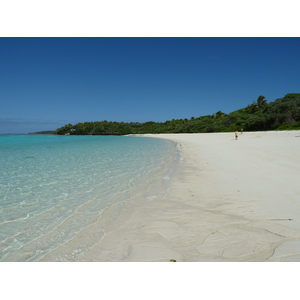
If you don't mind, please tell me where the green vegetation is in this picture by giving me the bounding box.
[55,93,300,135]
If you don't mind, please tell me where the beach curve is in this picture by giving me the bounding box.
[42,131,300,262]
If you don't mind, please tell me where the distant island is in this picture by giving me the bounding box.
[28,131,56,135]
[53,93,300,135]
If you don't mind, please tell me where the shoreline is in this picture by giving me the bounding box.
[38,136,180,262]
[45,131,300,261]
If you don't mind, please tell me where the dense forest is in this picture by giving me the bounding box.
[54,93,300,135]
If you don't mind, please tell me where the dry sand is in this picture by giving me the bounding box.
[42,130,300,262]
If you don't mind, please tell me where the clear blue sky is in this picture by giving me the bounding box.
[1,37,299,133]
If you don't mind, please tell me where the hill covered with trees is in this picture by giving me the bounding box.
[55,93,300,135]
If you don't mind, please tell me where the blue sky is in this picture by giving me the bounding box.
[1,37,300,133]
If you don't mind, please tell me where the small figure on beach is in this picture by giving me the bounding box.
[235,130,239,140]
[241,128,243,134]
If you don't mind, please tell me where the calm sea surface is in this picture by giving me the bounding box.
[0,134,177,261]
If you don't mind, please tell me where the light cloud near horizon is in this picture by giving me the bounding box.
[0,118,70,134]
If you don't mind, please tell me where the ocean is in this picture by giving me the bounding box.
[0,134,178,261]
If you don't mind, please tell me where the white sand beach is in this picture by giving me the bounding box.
[41,130,300,262]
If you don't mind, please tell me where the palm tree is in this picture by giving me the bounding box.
[256,95,267,110]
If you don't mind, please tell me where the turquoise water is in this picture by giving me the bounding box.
[0,135,177,261]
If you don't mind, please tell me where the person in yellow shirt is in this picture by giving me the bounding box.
[235,130,239,140]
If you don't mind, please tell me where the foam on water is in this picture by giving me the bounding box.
[0,134,178,261]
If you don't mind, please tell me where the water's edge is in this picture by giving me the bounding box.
[37,136,181,261]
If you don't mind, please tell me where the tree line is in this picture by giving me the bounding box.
[54,93,300,135]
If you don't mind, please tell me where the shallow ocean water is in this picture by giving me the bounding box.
[0,134,178,261]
